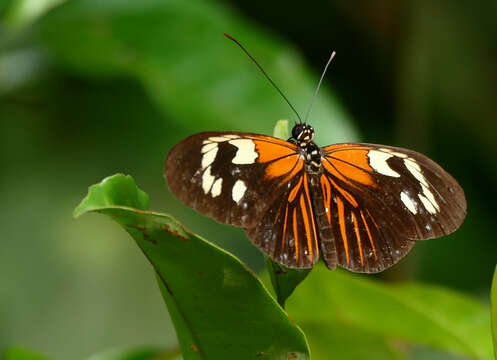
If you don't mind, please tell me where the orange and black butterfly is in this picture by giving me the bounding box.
[165,35,466,273]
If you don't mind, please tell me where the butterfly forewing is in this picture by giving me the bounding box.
[165,132,301,229]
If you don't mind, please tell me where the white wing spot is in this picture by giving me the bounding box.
[404,158,428,187]
[403,157,440,213]
[367,150,400,177]
[207,136,229,143]
[229,139,258,164]
[211,177,223,197]
[201,166,215,194]
[201,146,218,169]
[201,142,217,153]
[401,191,418,214]
[419,193,437,214]
[380,148,408,158]
[232,180,247,204]
[205,135,239,144]
[421,183,440,211]
[371,150,441,214]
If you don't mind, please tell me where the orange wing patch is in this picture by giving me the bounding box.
[288,176,303,202]
[302,173,318,260]
[320,175,332,224]
[281,204,289,252]
[299,194,313,260]
[336,197,350,265]
[326,175,359,208]
[292,207,299,262]
[249,136,303,180]
[351,212,364,266]
[323,145,376,187]
[265,154,302,180]
[360,210,377,260]
[303,174,318,241]
[252,136,297,163]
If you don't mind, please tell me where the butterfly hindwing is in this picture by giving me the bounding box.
[246,172,320,268]
[318,143,466,272]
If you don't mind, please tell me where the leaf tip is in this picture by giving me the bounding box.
[73,174,149,219]
[273,119,290,140]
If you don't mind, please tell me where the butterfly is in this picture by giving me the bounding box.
[164,35,466,273]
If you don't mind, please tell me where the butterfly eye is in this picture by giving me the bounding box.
[292,124,304,140]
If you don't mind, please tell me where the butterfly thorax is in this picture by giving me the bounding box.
[291,123,323,174]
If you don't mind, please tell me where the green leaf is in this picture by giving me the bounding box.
[265,257,311,308]
[2,0,65,30]
[36,0,356,144]
[287,265,492,359]
[2,347,50,360]
[74,174,310,360]
[273,119,290,140]
[73,174,149,217]
[85,346,179,360]
[491,265,497,359]
[300,322,403,360]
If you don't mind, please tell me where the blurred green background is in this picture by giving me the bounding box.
[1,0,496,359]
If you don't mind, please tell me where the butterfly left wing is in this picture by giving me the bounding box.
[165,131,320,268]
[318,143,466,273]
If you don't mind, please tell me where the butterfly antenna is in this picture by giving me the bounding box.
[303,51,336,124]
[224,33,303,123]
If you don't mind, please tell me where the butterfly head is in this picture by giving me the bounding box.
[292,123,314,146]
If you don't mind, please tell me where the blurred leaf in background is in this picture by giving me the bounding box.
[287,265,492,359]
[1,0,496,359]
[2,347,49,360]
[492,266,497,359]
[0,0,352,358]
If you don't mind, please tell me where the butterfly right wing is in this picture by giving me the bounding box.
[317,143,466,273]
